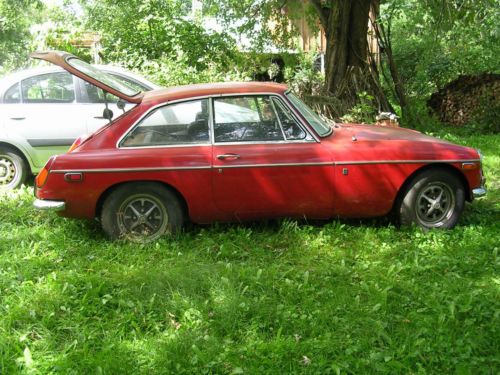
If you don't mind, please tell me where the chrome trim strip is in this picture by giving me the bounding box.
[50,162,332,174]
[335,159,481,165]
[33,199,66,211]
[49,159,482,174]
[114,143,212,150]
[217,162,333,169]
[50,166,212,174]
[211,140,314,146]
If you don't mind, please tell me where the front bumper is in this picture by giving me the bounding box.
[33,199,66,211]
[472,187,487,199]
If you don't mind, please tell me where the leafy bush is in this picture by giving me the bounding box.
[284,52,323,97]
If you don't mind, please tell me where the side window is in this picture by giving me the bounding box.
[213,96,285,142]
[121,99,209,147]
[272,98,307,140]
[21,72,75,103]
[82,80,119,103]
[4,83,20,103]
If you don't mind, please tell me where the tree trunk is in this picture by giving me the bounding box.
[311,0,391,114]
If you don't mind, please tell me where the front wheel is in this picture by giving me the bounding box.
[398,169,465,229]
[0,148,28,190]
[101,183,184,242]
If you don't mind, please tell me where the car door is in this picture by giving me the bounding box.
[211,95,335,220]
[0,72,87,167]
[118,98,214,222]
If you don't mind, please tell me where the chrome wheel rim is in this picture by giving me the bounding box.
[416,182,455,226]
[117,194,168,241]
[0,156,17,187]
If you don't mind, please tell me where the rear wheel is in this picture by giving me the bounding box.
[0,148,28,190]
[398,169,465,229]
[101,183,184,242]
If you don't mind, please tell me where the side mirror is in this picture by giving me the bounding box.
[103,108,114,120]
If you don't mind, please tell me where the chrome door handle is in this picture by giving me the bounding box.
[216,153,240,160]
[10,117,25,120]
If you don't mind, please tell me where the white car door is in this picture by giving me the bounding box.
[0,71,87,168]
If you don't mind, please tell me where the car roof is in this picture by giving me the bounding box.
[0,64,159,93]
[142,82,288,104]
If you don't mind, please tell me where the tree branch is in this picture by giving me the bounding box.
[309,0,329,28]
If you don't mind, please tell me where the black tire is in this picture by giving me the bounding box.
[398,169,465,229]
[0,148,28,190]
[101,182,184,242]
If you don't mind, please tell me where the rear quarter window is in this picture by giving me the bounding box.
[3,83,21,103]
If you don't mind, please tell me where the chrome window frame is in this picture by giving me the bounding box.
[271,96,308,141]
[284,90,333,138]
[116,92,320,149]
[117,97,213,149]
[212,93,316,145]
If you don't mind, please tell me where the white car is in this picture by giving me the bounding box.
[0,65,159,189]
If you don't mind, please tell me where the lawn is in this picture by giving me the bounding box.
[1,130,499,374]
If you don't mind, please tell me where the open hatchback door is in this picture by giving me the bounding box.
[30,51,143,104]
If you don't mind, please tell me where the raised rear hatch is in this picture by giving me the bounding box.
[30,51,144,104]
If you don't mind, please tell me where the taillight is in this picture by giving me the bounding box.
[36,168,49,188]
[36,157,55,188]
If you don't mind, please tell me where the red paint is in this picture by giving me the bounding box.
[35,83,484,223]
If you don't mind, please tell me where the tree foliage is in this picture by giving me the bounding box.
[383,0,499,98]
[0,0,43,73]
[79,0,237,71]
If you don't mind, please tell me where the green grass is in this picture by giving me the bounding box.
[1,131,499,374]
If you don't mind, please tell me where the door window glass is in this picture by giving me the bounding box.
[82,80,119,103]
[21,72,75,103]
[272,98,307,140]
[213,96,285,142]
[121,99,210,147]
[4,83,20,103]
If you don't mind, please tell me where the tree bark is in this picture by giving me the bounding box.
[311,0,391,113]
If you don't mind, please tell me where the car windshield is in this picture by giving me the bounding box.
[67,57,140,97]
[286,92,332,137]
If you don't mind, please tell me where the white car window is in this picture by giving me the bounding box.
[21,72,75,104]
[4,83,20,103]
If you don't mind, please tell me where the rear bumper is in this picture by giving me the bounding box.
[33,199,66,211]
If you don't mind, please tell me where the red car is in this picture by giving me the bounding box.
[33,51,486,242]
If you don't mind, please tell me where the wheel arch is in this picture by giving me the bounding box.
[0,141,34,173]
[95,180,190,221]
[392,163,471,214]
